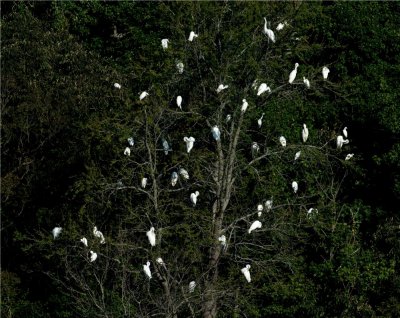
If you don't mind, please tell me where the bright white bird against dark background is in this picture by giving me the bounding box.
[188,31,198,42]
[265,199,273,211]
[179,168,189,180]
[211,126,221,141]
[176,96,182,109]
[251,142,260,157]
[171,171,179,187]
[139,91,149,100]
[156,257,164,265]
[307,208,318,218]
[289,63,299,84]
[279,136,287,147]
[345,153,354,161]
[127,137,134,146]
[176,62,184,74]
[292,181,298,193]
[257,83,271,96]
[336,135,349,149]
[80,237,88,247]
[343,127,348,138]
[114,83,121,89]
[241,264,251,283]
[143,261,152,279]
[302,124,309,143]
[162,138,171,155]
[184,137,195,153]
[276,21,288,31]
[257,203,264,214]
[90,250,97,262]
[216,84,229,93]
[161,38,169,50]
[322,66,330,80]
[93,226,106,244]
[189,281,196,293]
[294,151,301,161]
[303,77,310,88]
[52,227,62,239]
[263,18,276,43]
[252,79,259,90]
[248,220,262,234]
[241,99,248,113]
[141,177,148,189]
[146,227,156,247]
[218,235,226,246]
[258,113,264,128]
[190,191,200,206]
[124,147,131,156]
[226,114,232,123]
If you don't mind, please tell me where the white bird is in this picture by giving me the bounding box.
[241,264,251,283]
[141,177,148,189]
[190,191,200,207]
[248,220,262,234]
[216,84,229,93]
[343,127,348,138]
[257,204,263,217]
[302,124,309,143]
[114,83,121,89]
[276,21,288,31]
[345,153,354,161]
[322,66,330,80]
[139,91,149,100]
[179,168,189,180]
[292,181,298,193]
[93,226,106,244]
[279,136,287,147]
[111,25,124,39]
[189,281,196,293]
[161,38,169,50]
[162,138,171,155]
[211,126,221,141]
[124,147,131,156]
[127,137,134,146]
[265,199,273,211]
[176,62,184,74]
[257,83,271,96]
[294,151,301,161]
[241,99,248,113]
[263,18,276,43]
[252,79,259,90]
[307,208,318,218]
[80,237,88,247]
[90,250,97,262]
[251,142,260,156]
[146,227,156,247]
[336,135,349,149]
[171,171,179,187]
[303,77,310,88]
[188,31,198,42]
[257,113,264,128]
[143,261,152,279]
[156,257,164,265]
[218,235,226,246]
[52,227,62,239]
[288,63,299,84]
[177,96,182,109]
[226,114,232,123]
[183,137,195,153]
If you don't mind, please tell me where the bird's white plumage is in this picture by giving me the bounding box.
[189,281,196,293]
[143,261,152,279]
[90,250,97,262]
[251,142,260,156]
[171,171,179,187]
[127,137,134,146]
[302,124,309,143]
[263,18,276,43]
[307,208,318,218]
[343,127,348,138]
[176,96,182,109]
[322,66,330,80]
[179,168,189,180]
[124,147,131,156]
[141,177,148,189]
[294,151,301,161]
[265,199,273,211]
[218,235,226,246]
[226,114,232,123]
[139,91,149,100]
[188,31,198,42]
[336,135,349,149]
[216,84,229,93]
[176,62,184,74]
[257,204,264,213]
[146,227,156,247]
[162,139,171,155]
[190,191,200,206]
[289,63,299,84]
[279,136,287,147]
[257,113,264,128]
[292,181,298,193]
[257,83,271,96]
[241,99,248,113]
[161,38,169,50]
[276,21,288,31]
[156,257,164,265]
[183,137,195,153]
[93,226,106,244]
[211,126,221,141]
[52,227,62,239]
[241,264,251,283]
[303,77,310,88]
[248,220,262,234]
[114,83,121,89]
[345,153,354,161]
[80,237,88,247]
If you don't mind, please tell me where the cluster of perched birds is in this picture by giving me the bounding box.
[53,18,354,286]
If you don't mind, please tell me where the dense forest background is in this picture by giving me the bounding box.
[2,1,400,317]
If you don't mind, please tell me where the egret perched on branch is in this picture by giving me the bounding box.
[251,142,260,157]
[265,199,273,211]
[90,251,97,262]
[176,62,184,74]
[307,208,318,218]
[156,257,164,265]
[263,18,276,43]
[241,99,248,113]
[161,38,169,50]
[146,227,156,247]
[80,237,88,247]
[162,138,171,155]
[176,96,182,110]
[343,127,348,138]
[294,151,301,161]
[127,137,134,147]
[124,147,131,156]
[257,204,264,216]
[302,124,309,143]
[226,114,232,123]
[292,181,298,193]
[322,66,330,80]
[179,168,189,180]
[183,137,195,153]
[218,235,226,246]
[216,84,229,93]
[345,153,354,161]
[211,126,221,141]
[248,220,262,234]
[257,83,271,96]
[289,63,299,84]
[52,227,62,239]
[114,83,121,89]
[188,31,198,42]
[171,171,179,187]
[139,91,149,100]
[141,177,148,189]
[143,261,152,279]
[93,226,106,244]
[258,113,264,128]
[303,77,310,88]
[279,136,287,147]
[241,265,251,283]
[190,191,200,206]
[276,21,288,31]
[336,135,349,149]
[189,281,196,293]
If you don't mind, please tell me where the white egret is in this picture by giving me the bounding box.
[183,137,195,153]
[336,135,349,149]
[343,127,348,138]
[303,77,310,88]
[90,250,98,262]
[294,151,301,161]
[322,66,330,80]
[257,113,264,128]
[111,25,124,39]
[80,237,88,247]
[276,21,288,31]
[263,18,276,43]
[189,281,196,293]
[188,31,198,42]
[179,168,189,180]
[218,235,226,246]
[114,83,121,89]
[93,226,106,244]
[292,181,298,194]
[279,136,287,147]
[252,79,259,90]
[302,124,309,143]
[143,261,152,279]
[241,99,248,113]
[211,126,221,141]
[265,199,273,211]
[307,208,318,218]
[52,227,62,239]
[241,264,251,283]
[161,38,169,50]
[156,257,164,265]
[288,63,299,84]
[146,227,156,247]
[171,171,179,187]
[124,147,131,156]
[141,177,148,189]
[345,153,354,161]
[226,114,232,123]
[257,204,264,213]
[176,62,184,74]
[216,84,229,93]
[251,142,260,157]
[127,137,134,146]
[162,138,171,155]
[190,191,200,207]
[177,96,182,110]
[139,91,149,100]
[248,220,262,234]
[257,83,271,96]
